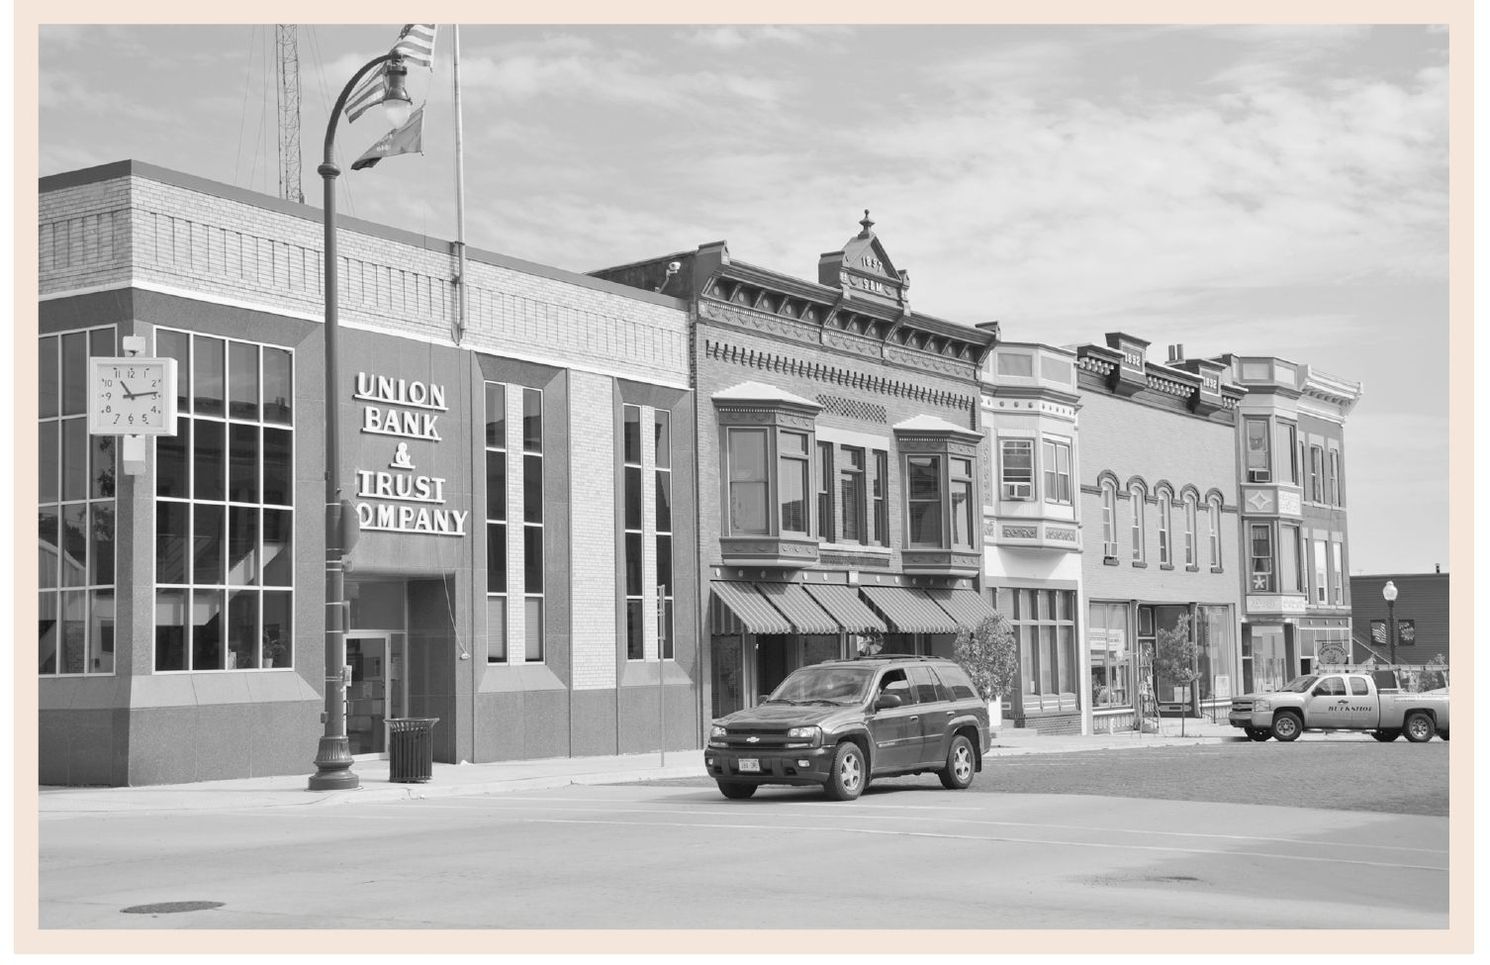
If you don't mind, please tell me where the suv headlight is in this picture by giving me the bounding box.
[1253,699,1271,712]
[786,726,821,742]
[709,725,728,739]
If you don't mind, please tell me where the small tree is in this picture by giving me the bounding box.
[953,613,1019,705]
[1152,616,1201,736]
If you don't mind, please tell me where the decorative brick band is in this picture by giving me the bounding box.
[817,394,888,424]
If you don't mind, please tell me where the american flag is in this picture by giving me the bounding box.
[345,25,438,124]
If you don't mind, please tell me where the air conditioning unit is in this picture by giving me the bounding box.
[1002,482,1033,500]
[1247,469,1271,483]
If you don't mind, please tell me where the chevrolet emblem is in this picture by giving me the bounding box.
[745,736,760,743]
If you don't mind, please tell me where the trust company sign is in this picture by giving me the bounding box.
[352,371,469,537]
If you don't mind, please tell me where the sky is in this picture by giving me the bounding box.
[33,20,1454,577]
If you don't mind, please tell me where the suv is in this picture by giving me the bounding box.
[704,656,991,801]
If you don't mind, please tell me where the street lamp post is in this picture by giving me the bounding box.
[1382,580,1399,668]
[308,53,413,791]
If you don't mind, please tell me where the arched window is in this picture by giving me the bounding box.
[1100,480,1118,559]
[1183,493,1198,568]
[1156,488,1173,567]
[1207,497,1223,569]
[1129,483,1146,562]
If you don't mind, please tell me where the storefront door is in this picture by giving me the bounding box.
[346,633,407,756]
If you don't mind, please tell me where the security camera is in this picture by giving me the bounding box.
[666,261,681,273]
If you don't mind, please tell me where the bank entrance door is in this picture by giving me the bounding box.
[346,633,407,757]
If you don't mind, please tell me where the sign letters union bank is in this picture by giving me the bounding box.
[353,371,469,537]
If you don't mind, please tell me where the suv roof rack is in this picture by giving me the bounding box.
[849,654,945,662]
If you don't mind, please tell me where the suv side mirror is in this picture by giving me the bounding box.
[875,693,903,710]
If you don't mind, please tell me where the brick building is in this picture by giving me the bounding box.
[594,213,1001,719]
[38,161,701,785]
[1222,354,1362,685]
[1075,335,1246,732]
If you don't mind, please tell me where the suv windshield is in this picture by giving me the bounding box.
[767,665,876,704]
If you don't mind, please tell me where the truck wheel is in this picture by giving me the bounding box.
[824,742,866,801]
[1246,728,1270,742]
[1371,730,1401,742]
[716,781,757,800]
[1271,712,1303,742]
[1404,712,1435,743]
[938,735,976,789]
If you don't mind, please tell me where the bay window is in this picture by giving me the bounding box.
[1244,418,1270,482]
[1249,523,1274,593]
[906,455,943,547]
[894,419,983,576]
[726,428,770,535]
[1042,439,1072,505]
[778,431,809,534]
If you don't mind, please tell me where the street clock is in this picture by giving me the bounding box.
[87,357,179,436]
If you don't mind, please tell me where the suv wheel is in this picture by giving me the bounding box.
[938,734,976,789]
[825,742,866,801]
[716,781,757,800]
[1246,727,1270,742]
[1271,711,1302,742]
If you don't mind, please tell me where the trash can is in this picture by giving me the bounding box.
[386,717,439,783]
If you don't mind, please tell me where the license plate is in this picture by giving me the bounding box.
[738,759,760,773]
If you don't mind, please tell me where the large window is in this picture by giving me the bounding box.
[778,431,809,534]
[1279,523,1302,594]
[838,446,866,543]
[1042,439,1072,505]
[1129,484,1146,563]
[1183,495,1198,568]
[623,404,643,660]
[522,388,544,662]
[906,455,942,548]
[1312,539,1328,604]
[1006,588,1077,705]
[656,410,674,660]
[39,326,118,676]
[1089,601,1131,709]
[487,382,509,662]
[1249,523,1274,593]
[1207,498,1222,569]
[1244,418,1270,482]
[154,330,294,672]
[1100,480,1118,559]
[1157,490,1173,567]
[726,428,770,535]
[1000,439,1034,500]
[871,451,888,545]
[1195,605,1236,702]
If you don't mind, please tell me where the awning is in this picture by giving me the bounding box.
[755,582,840,635]
[859,585,960,634]
[921,588,998,630]
[803,583,887,634]
[711,582,793,635]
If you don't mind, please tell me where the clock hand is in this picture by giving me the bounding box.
[119,380,138,400]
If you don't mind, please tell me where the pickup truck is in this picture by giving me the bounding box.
[1229,671,1450,743]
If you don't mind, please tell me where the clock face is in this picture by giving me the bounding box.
[88,357,179,436]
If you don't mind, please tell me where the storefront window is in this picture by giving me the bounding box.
[1195,605,1235,702]
[1004,588,1077,711]
[154,330,294,671]
[1089,601,1131,709]
[486,382,509,661]
[39,326,118,676]
[623,404,644,660]
[656,410,674,660]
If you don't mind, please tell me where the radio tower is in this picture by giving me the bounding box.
[275,25,304,204]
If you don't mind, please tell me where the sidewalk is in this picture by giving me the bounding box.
[38,718,1246,816]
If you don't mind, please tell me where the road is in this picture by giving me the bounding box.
[39,777,1448,930]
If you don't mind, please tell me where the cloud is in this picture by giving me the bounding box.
[682,26,828,50]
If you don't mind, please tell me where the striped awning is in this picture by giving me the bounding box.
[803,583,886,633]
[922,588,998,630]
[755,582,840,635]
[860,585,960,634]
[711,582,793,635]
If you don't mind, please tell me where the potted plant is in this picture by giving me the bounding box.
[263,632,288,668]
[953,613,1018,734]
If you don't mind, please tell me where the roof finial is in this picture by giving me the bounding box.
[859,209,875,237]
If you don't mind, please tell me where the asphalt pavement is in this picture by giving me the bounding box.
[36,716,1271,815]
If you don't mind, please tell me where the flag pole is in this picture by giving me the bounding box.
[451,24,469,344]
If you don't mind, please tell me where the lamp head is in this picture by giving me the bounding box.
[1382,580,1398,603]
[382,57,414,129]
